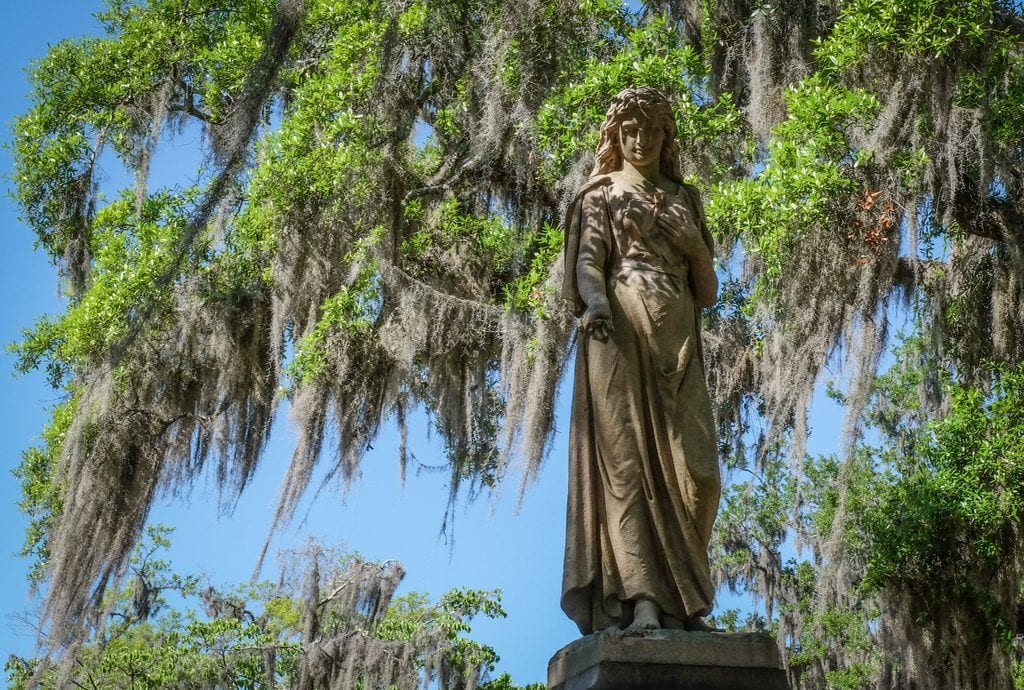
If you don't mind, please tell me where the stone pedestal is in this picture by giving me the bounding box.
[547,629,789,690]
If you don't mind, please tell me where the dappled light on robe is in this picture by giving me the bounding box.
[561,179,720,634]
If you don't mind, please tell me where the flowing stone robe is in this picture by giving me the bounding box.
[560,175,721,634]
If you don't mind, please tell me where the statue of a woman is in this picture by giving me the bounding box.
[560,87,720,634]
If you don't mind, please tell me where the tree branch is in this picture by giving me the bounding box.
[953,187,1024,245]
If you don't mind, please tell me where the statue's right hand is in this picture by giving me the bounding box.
[580,304,613,341]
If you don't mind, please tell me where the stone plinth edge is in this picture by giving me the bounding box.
[547,629,790,690]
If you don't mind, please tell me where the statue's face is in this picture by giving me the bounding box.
[618,111,664,169]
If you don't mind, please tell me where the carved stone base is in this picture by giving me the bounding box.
[547,629,790,690]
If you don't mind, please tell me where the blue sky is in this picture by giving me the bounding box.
[0,2,852,686]
[0,0,98,658]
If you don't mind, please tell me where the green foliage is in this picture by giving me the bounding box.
[6,527,533,690]
[537,15,696,174]
[819,0,993,71]
[804,450,880,555]
[479,673,545,690]
[11,0,274,257]
[11,396,77,583]
[537,14,744,182]
[14,190,196,382]
[503,221,564,315]
[248,0,386,219]
[863,365,1024,596]
[287,276,379,387]
[379,587,507,680]
[713,447,795,595]
[864,336,928,453]
[7,525,289,689]
[789,603,880,690]
[400,196,527,284]
[709,77,880,299]
[709,607,769,634]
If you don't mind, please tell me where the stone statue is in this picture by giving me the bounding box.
[560,87,721,635]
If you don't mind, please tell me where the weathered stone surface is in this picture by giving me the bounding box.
[548,629,790,690]
[561,86,722,636]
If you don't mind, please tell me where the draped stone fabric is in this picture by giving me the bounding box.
[560,176,720,635]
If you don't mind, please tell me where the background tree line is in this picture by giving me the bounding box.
[7,526,544,689]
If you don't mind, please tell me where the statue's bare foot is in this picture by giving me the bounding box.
[683,615,714,632]
[625,599,661,632]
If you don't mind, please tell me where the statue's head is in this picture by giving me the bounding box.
[592,87,682,182]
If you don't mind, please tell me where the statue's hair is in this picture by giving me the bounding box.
[592,87,682,183]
